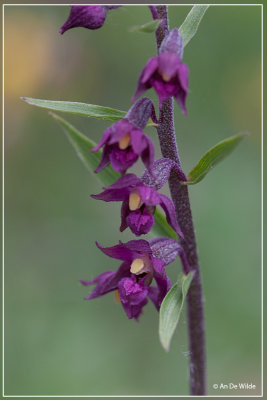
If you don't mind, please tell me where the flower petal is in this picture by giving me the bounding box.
[108,119,135,144]
[120,199,130,232]
[126,208,154,236]
[151,258,171,310]
[177,62,189,93]
[130,129,147,154]
[137,185,160,206]
[91,127,111,152]
[109,147,139,173]
[123,239,152,255]
[159,193,184,238]
[91,174,141,202]
[141,135,155,171]
[94,144,111,173]
[132,58,158,102]
[141,57,159,83]
[81,261,130,299]
[91,187,129,202]
[104,174,142,189]
[96,242,134,261]
[118,277,148,320]
[96,239,152,261]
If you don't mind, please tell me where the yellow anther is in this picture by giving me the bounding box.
[130,258,145,275]
[162,72,172,82]
[114,289,121,304]
[118,133,131,150]
[129,191,142,211]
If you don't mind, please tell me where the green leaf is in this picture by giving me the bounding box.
[22,97,126,122]
[185,132,248,185]
[130,19,162,33]
[159,271,194,351]
[50,112,176,239]
[179,5,209,48]
[153,209,177,240]
[22,97,157,127]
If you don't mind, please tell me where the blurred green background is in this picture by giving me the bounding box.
[4,5,261,396]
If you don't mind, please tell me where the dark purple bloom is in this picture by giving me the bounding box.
[92,98,157,174]
[132,28,189,113]
[81,239,172,320]
[60,5,120,34]
[91,174,183,237]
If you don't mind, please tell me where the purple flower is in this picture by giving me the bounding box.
[59,5,120,34]
[132,28,189,114]
[92,98,157,174]
[91,174,183,237]
[81,239,172,320]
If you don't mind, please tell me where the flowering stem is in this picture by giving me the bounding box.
[151,5,206,396]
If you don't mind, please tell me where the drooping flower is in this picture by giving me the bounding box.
[80,239,177,320]
[91,173,183,237]
[92,98,157,174]
[132,28,189,114]
[59,5,120,34]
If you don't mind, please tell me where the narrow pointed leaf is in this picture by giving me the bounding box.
[22,97,156,127]
[179,5,209,48]
[50,112,175,239]
[130,19,162,33]
[22,97,126,122]
[153,210,177,240]
[159,271,194,351]
[185,132,248,185]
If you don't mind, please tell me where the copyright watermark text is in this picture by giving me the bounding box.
[212,383,256,391]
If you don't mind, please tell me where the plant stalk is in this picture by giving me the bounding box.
[151,5,206,396]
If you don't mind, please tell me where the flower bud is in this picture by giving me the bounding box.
[60,6,107,34]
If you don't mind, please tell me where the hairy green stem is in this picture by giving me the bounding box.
[150,5,206,395]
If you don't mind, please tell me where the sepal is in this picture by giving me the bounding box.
[150,237,181,266]
[126,97,158,130]
[141,158,187,190]
[159,28,184,59]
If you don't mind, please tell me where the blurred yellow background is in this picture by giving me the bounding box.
[4,5,261,396]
